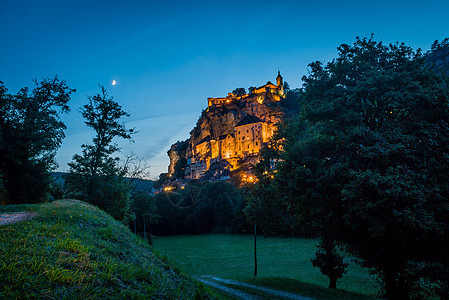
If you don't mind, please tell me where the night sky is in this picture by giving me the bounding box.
[1,0,448,179]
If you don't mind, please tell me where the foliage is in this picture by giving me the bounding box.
[152,181,249,235]
[65,86,135,223]
[232,87,246,96]
[131,191,160,237]
[311,237,348,289]
[0,200,210,298]
[48,176,64,201]
[426,38,449,75]
[280,88,300,112]
[0,77,75,204]
[275,36,449,298]
[283,81,290,92]
[244,146,298,237]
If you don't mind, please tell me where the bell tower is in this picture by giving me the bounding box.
[276,71,284,96]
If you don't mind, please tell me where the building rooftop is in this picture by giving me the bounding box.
[218,133,235,140]
[197,135,211,145]
[236,115,262,127]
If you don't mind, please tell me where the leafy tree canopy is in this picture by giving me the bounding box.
[275,36,449,298]
[426,38,449,75]
[0,77,75,204]
[232,87,246,96]
[66,86,135,222]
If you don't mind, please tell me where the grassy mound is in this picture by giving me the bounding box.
[0,200,210,299]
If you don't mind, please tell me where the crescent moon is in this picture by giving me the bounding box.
[112,80,116,85]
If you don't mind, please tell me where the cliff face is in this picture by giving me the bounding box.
[167,140,188,178]
[191,93,282,145]
[167,73,286,181]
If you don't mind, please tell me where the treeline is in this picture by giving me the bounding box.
[148,181,249,235]
[246,37,449,299]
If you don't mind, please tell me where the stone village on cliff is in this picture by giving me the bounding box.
[162,72,286,189]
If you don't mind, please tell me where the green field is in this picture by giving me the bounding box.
[154,234,380,297]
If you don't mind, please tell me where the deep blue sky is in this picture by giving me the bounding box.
[1,0,448,179]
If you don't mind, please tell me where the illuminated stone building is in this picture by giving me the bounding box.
[168,72,285,180]
[207,71,285,108]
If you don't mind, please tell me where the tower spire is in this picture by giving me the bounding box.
[276,70,284,96]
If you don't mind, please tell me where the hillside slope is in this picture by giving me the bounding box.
[0,200,210,299]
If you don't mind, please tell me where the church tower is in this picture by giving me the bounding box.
[276,71,284,96]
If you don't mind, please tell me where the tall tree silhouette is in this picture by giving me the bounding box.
[66,86,135,222]
[0,77,74,204]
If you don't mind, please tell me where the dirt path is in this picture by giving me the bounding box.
[0,212,37,225]
[197,277,262,300]
[198,275,313,300]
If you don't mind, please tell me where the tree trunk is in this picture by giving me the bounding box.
[384,269,397,300]
[329,276,337,289]
[254,224,257,277]
[143,215,146,239]
[147,216,153,246]
[383,264,409,300]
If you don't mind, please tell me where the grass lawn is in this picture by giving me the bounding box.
[153,234,380,297]
[0,200,210,299]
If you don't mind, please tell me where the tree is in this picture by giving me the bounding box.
[272,117,349,289]
[232,87,246,96]
[244,144,296,278]
[277,36,449,298]
[311,237,347,289]
[65,86,135,222]
[426,38,449,75]
[280,88,300,112]
[283,81,290,92]
[248,86,256,94]
[0,77,75,204]
[245,145,295,237]
[131,191,159,245]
